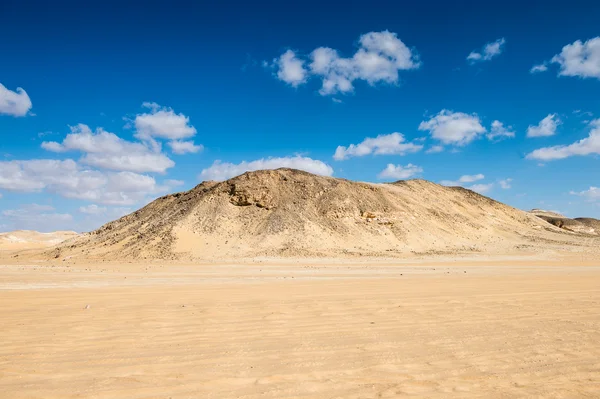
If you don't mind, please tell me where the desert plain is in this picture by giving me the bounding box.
[1,254,600,398]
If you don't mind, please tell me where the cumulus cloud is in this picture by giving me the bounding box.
[168,140,203,154]
[272,31,420,95]
[78,204,107,214]
[42,124,175,173]
[377,163,423,180]
[425,145,444,154]
[1,204,73,232]
[274,50,308,87]
[333,132,423,160]
[487,120,516,140]
[0,83,32,117]
[469,183,494,194]
[570,186,600,202]
[419,110,486,146]
[467,38,506,63]
[134,102,197,141]
[527,119,600,160]
[199,156,334,181]
[0,159,172,205]
[550,37,600,79]
[499,178,513,189]
[526,114,561,138]
[440,173,485,186]
[530,63,548,74]
[440,174,493,194]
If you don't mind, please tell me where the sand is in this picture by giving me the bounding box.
[0,230,78,252]
[1,256,599,398]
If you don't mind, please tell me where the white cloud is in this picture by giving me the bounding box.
[1,204,73,232]
[527,119,600,160]
[467,38,506,63]
[487,120,516,140]
[440,173,485,186]
[469,183,494,194]
[1,203,135,232]
[334,132,423,160]
[0,159,172,205]
[377,163,423,180]
[0,83,32,117]
[570,186,600,202]
[79,204,108,214]
[425,145,444,154]
[418,110,486,146]
[168,140,203,154]
[440,173,493,193]
[526,114,561,138]
[199,156,334,181]
[273,31,420,95]
[274,50,308,87]
[550,37,600,79]
[530,63,548,74]
[134,102,197,141]
[460,174,485,183]
[42,124,175,173]
[499,178,513,189]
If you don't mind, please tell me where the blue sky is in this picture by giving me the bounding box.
[1,0,600,232]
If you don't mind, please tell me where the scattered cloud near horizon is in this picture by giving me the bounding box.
[467,38,506,63]
[377,163,423,180]
[527,119,600,160]
[440,173,485,186]
[0,159,180,205]
[42,124,175,173]
[0,83,32,117]
[2,204,73,232]
[271,30,420,96]
[570,186,600,202]
[439,174,512,194]
[334,132,423,160]
[199,156,334,181]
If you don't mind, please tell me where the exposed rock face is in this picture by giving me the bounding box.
[46,169,598,261]
[529,210,598,235]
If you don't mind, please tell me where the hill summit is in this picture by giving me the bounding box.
[49,168,594,260]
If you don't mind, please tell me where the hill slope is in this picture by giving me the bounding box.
[530,209,599,235]
[47,169,595,261]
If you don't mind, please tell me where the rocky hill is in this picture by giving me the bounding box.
[530,209,599,235]
[46,169,597,261]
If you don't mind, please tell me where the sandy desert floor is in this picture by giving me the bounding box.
[1,256,600,398]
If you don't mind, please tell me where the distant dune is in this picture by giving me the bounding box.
[31,168,596,262]
[0,230,78,251]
